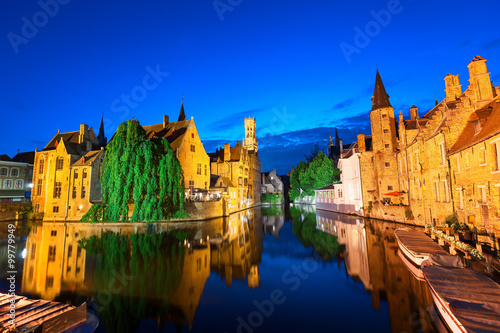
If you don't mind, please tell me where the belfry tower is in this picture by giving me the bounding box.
[243,117,258,152]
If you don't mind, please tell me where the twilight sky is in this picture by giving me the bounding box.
[1,0,499,174]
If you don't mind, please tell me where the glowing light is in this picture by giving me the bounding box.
[21,248,27,259]
[27,183,33,188]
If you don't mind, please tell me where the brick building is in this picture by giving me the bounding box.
[32,123,105,220]
[0,151,35,202]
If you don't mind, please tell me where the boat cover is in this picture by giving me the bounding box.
[395,228,448,256]
[423,265,500,333]
[425,254,465,268]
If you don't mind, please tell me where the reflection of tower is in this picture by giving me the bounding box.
[243,117,258,153]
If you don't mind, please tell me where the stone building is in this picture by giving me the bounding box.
[0,151,35,202]
[261,168,283,194]
[327,128,351,165]
[142,103,211,198]
[31,123,105,221]
[209,118,261,211]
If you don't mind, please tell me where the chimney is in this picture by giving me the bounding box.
[444,74,462,101]
[237,140,241,145]
[79,124,88,143]
[339,139,343,152]
[224,143,230,161]
[357,134,366,152]
[410,105,419,120]
[262,173,265,184]
[163,115,169,127]
[467,55,495,103]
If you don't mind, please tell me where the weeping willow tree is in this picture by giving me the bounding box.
[81,119,187,222]
[78,231,187,333]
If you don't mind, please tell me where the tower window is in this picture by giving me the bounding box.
[385,144,390,149]
[190,145,195,152]
[383,129,389,134]
[382,114,387,119]
[56,157,64,170]
[385,162,390,167]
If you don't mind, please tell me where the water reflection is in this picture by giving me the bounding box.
[315,209,438,333]
[3,206,444,332]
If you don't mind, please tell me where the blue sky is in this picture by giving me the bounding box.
[1,0,500,174]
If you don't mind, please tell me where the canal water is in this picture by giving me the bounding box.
[1,205,442,333]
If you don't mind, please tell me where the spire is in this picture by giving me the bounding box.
[335,128,340,147]
[97,114,107,147]
[434,90,438,106]
[371,69,392,111]
[178,101,186,121]
[328,135,333,145]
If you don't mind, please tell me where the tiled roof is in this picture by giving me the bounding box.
[44,131,81,150]
[403,119,428,130]
[0,154,11,161]
[11,151,35,164]
[142,119,191,151]
[371,70,392,111]
[73,150,102,166]
[448,98,500,155]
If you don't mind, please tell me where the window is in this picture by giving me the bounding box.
[479,148,486,166]
[36,179,43,195]
[474,120,481,134]
[189,180,194,192]
[494,141,500,171]
[77,246,82,257]
[385,144,390,149]
[197,163,201,175]
[74,171,78,179]
[443,180,449,202]
[48,246,56,261]
[54,182,62,198]
[456,156,460,173]
[31,244,36,260]
[190,145,195,152]
[434,182,440,202]
[68,245,73,257]
[4,180,12,188]
[34,203,40,212]
[220,182,222,187]
[15,180,23,188]
[46,276,54,289]
[465,153,470,169]
[81,185,86,199]
[458,189,464,209]
[38,159,44,174]
[56,157,64,170]
[204,165,207,176]
[191,133,194,139]
[196,258,201,272]
[83,169,87,178]
[383,129,389,134]
[338,189,343,198]
[385,162,390,167]
[480,186,487,204]
[53,206,59,213]
[51,230,57,237]
[205,182,207,190]
[388,185,393,191]
[10,168,19,177]
[382,113,387,119]
[439,143,446,166]
[72,186,77,199]
[0,168,7,176]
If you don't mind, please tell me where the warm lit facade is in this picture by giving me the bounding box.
[31,124,105,220]
[142,104,211,198]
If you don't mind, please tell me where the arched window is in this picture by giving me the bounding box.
[56,157,64,170]
[39,158,45,174]
[4,180,12,188]
[0,168,7,176]
[10,168,19,177]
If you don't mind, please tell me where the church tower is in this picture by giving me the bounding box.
[370,70,397,152]
[97,115,107,147]
[178,101,186,121]
[243,117,258,152]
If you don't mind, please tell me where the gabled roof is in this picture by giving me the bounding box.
[0,154,11,161]
[209,142,247,162]
[142,119,192,151]
[11,151,35,164]
[403,119,428,130]
[448,97,500,155]
[73,150,102,166]
[210,175,235,188]
[371,70,392,111]
[314,184,337,191]
[44,131,80,150]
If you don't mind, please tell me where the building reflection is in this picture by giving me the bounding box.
[261,205,285,238]
[20,209,264,332]
[316,210,437,333]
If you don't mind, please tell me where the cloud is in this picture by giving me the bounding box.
[481,38,500,50]
[204,107,268,135]
[456,39,471,50]
[331,97,359,111]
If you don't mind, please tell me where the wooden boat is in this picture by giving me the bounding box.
[395,227,448,267]
[422,264,500,333]
[0,293,98,332]
[397,247,425,280]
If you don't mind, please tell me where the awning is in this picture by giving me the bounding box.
[383,191,405,196]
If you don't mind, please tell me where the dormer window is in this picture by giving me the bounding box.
[474,120,481,134]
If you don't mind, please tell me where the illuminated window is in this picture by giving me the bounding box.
[15,180,23,188]
[439,143,446,165]
[197,163,201,175]
[191,133,194,139]
[479,148,486,166]
[4,180,12,188]
[36,179,43,195]
[443,180,449,202]
[465,153,470,169]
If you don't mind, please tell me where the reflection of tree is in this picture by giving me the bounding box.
[79,231,187,333]
[290,206,339,260]
[261,206,283,216]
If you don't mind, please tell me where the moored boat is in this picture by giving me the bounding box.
[395,227,448,267]
[422,264,500,333]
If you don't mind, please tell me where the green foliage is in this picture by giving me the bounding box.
[290,206,339,260]
[405,209,413,219]
[444,212,459,227]
[289,152,341,200]
[261,193,282,204]
[261,205,283,216]
[78,231,188,333]
[80,204,105,222]
[304,143,322,163]
[88,119,187,222]
[367,201,373,214]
